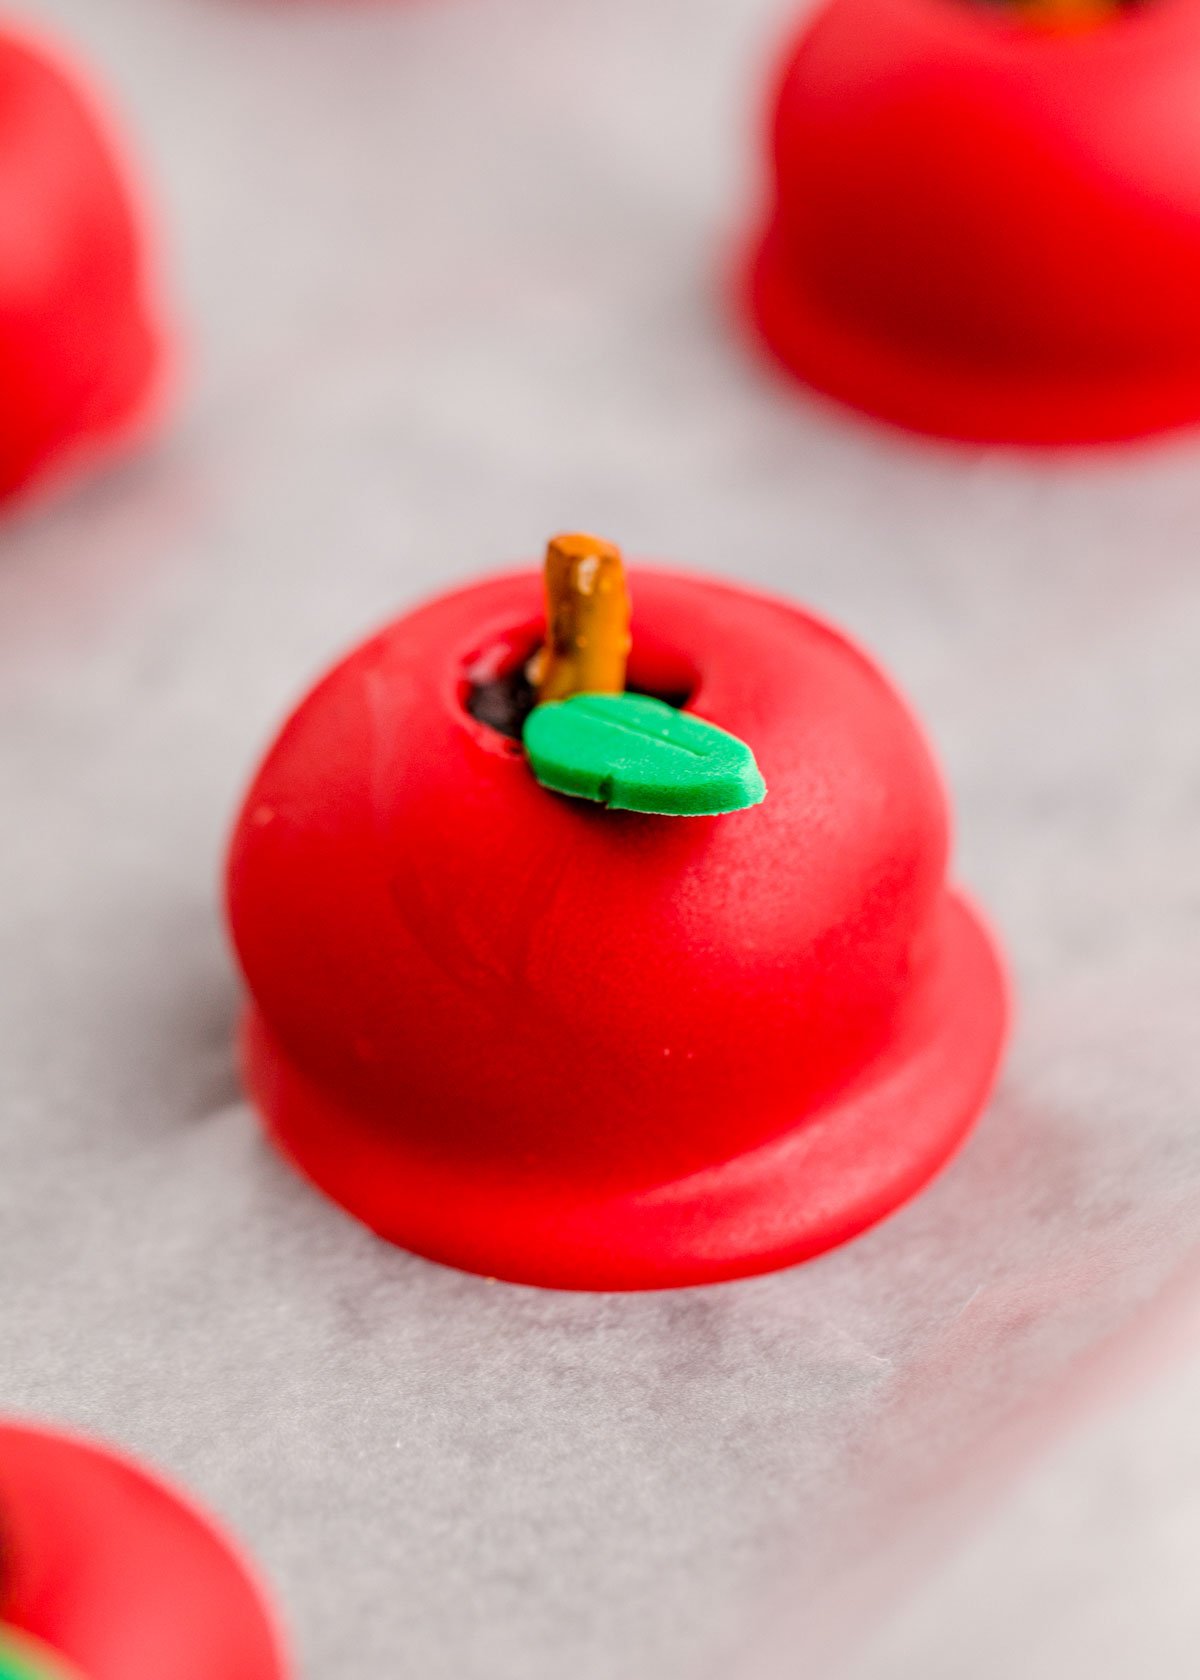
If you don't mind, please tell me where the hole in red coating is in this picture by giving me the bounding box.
[461,622,700,742]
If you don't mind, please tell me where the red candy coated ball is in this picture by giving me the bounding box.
[227,568,1009,1289]
[0,1422,286,1680]
[0,28,168,501]
[745,0,1200,444]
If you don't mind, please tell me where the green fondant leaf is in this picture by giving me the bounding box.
[0,1629,71,1680]
[523,693,766,816]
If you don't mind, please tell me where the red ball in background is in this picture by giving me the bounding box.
[227,567,1009,1290]
[744,0,1200,445]
[0,1421,286,1680]
[0,28,169,503]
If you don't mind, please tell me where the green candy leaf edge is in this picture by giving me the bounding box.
[522,692,766,817]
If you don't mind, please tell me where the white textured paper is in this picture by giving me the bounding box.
[3,2,1200,1676]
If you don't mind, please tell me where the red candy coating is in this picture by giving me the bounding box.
[228,569,1009,1290]
[745,0,1200,444]
[0,28,168,502]
[0,1421,287,1680]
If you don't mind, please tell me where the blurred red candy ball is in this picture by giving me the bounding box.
[0,28,170,503]
[745,0,1200,444]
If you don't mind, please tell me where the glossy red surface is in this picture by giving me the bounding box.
[228,568,1009,1288]
[745,0,1200,444]
[0,28,167,501]
[0,1422,286,1680]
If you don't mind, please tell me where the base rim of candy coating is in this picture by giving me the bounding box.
[241,890,1008,1292]
[745,220,1200,448]
[0,1419,288,1680]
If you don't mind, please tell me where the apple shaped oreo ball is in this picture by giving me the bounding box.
[0,1421,287,1680]
[745,0,1200,444]
[227,533,1009,1290]
[0,27,168,502]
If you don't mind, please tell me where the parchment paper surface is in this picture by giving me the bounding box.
[3,2,1199,1675]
